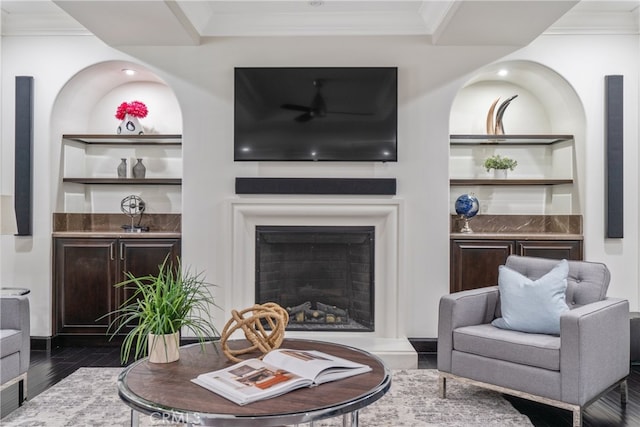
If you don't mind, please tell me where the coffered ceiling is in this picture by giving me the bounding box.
[1,1,638,46]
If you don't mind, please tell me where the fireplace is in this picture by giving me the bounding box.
[229,199,417,369]
[255,226,374,332]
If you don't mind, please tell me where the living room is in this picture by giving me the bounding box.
[1,1,638,425]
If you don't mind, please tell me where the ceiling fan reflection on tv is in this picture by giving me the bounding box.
[280,79,373,123]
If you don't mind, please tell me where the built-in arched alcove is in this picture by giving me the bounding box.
[449,60,586,216]
[50,60,182,213]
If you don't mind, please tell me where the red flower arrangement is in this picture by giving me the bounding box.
[115,101,148,120]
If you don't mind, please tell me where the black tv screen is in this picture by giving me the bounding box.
[234,67,397,161]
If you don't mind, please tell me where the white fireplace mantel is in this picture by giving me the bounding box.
[227,197,417,369]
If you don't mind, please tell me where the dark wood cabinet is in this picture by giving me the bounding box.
[53,238,117,336]
[450,238,582,293]
[53,237,181,339]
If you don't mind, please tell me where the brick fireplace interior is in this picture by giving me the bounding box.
[255,226,375,332]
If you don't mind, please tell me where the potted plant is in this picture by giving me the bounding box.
[483,155,518,178]
[104,257,219,364]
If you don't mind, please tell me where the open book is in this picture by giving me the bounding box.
[191,348,372,405]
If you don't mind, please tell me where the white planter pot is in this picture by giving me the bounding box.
[148,331,180,363]
[493,169,508,179]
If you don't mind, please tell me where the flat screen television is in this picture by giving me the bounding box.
[234,67,397,161]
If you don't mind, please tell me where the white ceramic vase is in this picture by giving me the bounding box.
[148,331,180,363]
[117,114,144,135]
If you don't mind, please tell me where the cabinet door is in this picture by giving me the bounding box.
[516,240,583,260]
[450,240,515,293]
[54,238,118,335]
[117,239,181,308]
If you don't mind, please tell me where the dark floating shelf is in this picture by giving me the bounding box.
[62,134,182,145]
[450,134,573,145]
[63,178,181,185]
[450,179,573,186]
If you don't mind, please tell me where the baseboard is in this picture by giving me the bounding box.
[408,338,437,354]
[30,336,53,351]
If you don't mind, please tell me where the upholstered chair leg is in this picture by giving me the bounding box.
[620,379,628,405]
[438,375,446,399]
[572,408,582,427]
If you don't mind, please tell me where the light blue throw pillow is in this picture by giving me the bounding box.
[492,259,569,335]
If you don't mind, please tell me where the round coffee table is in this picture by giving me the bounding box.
[118,338,391,426]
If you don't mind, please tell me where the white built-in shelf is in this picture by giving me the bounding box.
[450,134,573,145]
[63,134,182,145]
[450,179,573,186]
[63,178,181,185]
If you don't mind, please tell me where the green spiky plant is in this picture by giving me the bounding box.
[103,256,219,364]
[483,155,518,172]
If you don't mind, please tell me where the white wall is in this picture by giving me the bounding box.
[1,32,637,339]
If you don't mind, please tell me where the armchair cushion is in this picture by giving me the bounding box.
[454,324,561,370]
[492,259,569,334]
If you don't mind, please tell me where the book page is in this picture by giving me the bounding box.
[193,358,309,405]
[263,349,371,384]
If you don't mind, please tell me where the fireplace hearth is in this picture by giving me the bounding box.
[255,226,374,332]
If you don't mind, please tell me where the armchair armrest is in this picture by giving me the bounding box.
[1,295,30,374]
[437,286,500,372]
[560,297,629,405]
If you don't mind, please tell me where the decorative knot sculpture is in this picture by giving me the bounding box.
[220,302,289,362]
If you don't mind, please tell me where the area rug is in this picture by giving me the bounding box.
[1,368,533,426]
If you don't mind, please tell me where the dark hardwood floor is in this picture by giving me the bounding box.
[2,346,639,426]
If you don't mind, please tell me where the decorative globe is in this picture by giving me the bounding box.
[120,195,145,217]
[455,194,479,219]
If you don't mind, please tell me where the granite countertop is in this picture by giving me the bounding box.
[450,232,583,240]
[450,214,583,240]
[52,231,181,238]
[52,213,181,237]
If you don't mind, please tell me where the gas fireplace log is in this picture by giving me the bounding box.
[303,308,326,322]
[316,302,348,318]
[287,301,311,323]
[286,301,311,315]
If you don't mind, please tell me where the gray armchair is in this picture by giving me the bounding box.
[1,294,30,405]
[438,255,629,427]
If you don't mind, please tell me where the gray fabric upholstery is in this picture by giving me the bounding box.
[439,255,629,413]
[0,295,30,386]
[454,324,560,371]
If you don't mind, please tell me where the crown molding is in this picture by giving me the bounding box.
[546,9,639,35]
[1,10,90,37]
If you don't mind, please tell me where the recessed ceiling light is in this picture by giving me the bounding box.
[309,1,324,6]
[122,69,136,76]
[497,69,509,77]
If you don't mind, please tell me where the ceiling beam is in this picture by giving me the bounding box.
[53,0,200,46]
[432,0,579,46]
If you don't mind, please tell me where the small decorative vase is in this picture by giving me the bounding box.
[148,332,180,363]
[117,114,144,135]
[132,158,146,178]
[117,158,127,178]
[493,169,508,179]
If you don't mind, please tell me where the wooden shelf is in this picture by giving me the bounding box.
[450,179,573,186]
[62,134,182,145]
[63,178,181,185]
[450,134,573,145]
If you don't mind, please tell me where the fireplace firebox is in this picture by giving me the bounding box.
[255,226,374,331]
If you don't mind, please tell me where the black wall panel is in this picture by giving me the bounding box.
[15,76,34,236]
[605,75,623,238]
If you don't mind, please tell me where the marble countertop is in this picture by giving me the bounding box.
[450,232,583,240]
[52,231,181,238]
